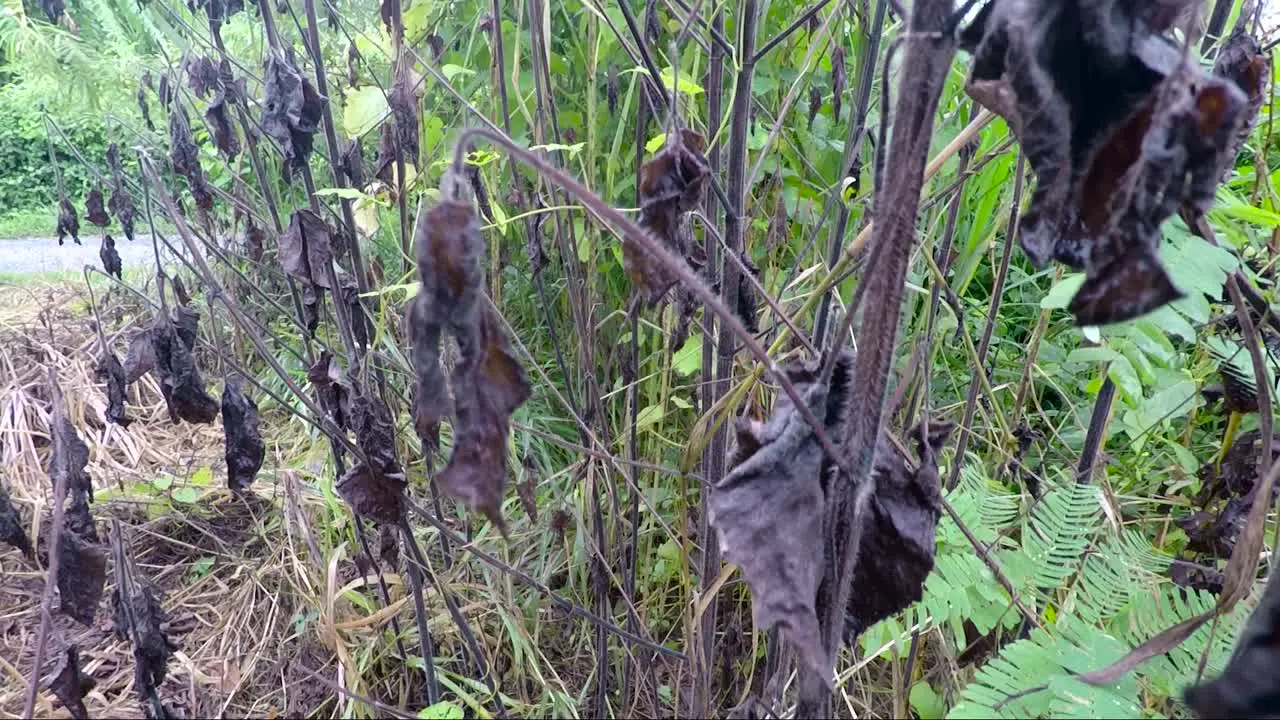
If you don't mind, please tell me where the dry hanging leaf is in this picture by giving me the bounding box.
[49,646,95,720]
[124,330,156,384]
[607,65,619,115]
[831,45,846,122]
[0,483,31,556]
[341,137,365,188]
[171,275,192,307]
[184,54,220,99]
[262,53,325,178]
[205,92,240,158]
[279,209,334,288]
[172,305,199,348]
[390,59,422,166]
[844,420,955,638]
[96,351,132,427]
[1184,570,1280,716]
[112,577,179,718]
[307,350,352,431]
[336,393,407,524]
[150,315,218,424]
[517,454,538,522]
[961,1,1247,326]
[57,515,107,625]
[49,416,93,505]
[57,198,80,246]
[629,128,711,304]
[137,87,154,132]
[97,234,123,280]
[168,108,214,213]
[1169,559,1224,594]
[467,163,494,222]
[85,188,110,227]
[158,73,172,107]
[107,144,136,242]
[244,220,265,262]
[347,42,360,89]
[426,33,445,60]
[406,294,446,455]
[1212,31,1270,161]
[808,85,822,129]
[708,357,835,683]
[221,378,264,492]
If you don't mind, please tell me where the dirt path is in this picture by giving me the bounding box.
[0,235,169,274]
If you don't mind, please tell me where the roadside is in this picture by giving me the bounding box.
[0,235,170,276]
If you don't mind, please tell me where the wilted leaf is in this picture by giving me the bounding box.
[58,512,107,625]
[184,53,220,99]
[221,378,264,492]
[390,58,422,165]
[0,483,31,557]
[49,416,92,505]
[172,305,198,348]
[628,128,710,304]
[96,351,131,427]
[205,92,240,158]
[124,330,156,384]
[92,234,123,282]
[407,295,446,455]
[49,646,95,719]
[1169,559,1223,594]
[262,52,325,179]
[106,145,136,242]
[1185,570,1280,716]
[136,86,154,131]
[830,45,845,122]
[244,220,265,262]
[57,198,80,246]
[85,188,110,227]
[168,108,214,213]
[517,454,538,522]
[279,209,334,288]
[112,576,179,717]
[150,315,218,425]
[337,393,407,523]
[307,350,352,431]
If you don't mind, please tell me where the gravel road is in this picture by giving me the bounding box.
[0,235,176,275]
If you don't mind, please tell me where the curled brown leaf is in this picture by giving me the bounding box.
[85,188,110,227]
[221,377,264,492]
[49,646,95,719]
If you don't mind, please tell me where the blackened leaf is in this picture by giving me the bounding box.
[1170,559,1224,594]
[336,455,406,524]
[85,189,110,227]
[124,330,156,384]
[736,251,760,334]
[629,129,711,303]
[407,294,446,455]
[709,361,831,682]
[341,137,365,188]
[1068,245,1182,326]
[1182,497,1249,558]
[113,579,179,711]
[262,53,325,177]
[302,284,320,338]
[96,351,132,427]
[390,59,421,166]
[307,351,352,431]
[158,73,172,107]
[49,646,96,719]
[831,45,845,122]
[467,163,494,222]
[41,0,64,22]
[150,315,218,425]
[374,122,396,184]
[1213,31,1271,162]
[172,306,199,349]
[58,518,107,625]
[0,483,31,556]
[49,416,92,505]
[221,378,264,492]
[437,305,531,532]
[57,198,80,247]
[606,65,618,115]
[426,33,445,60]
[518,454,538,522]
[347,42,360,89]
[279,209,334,288]
[137,87,154,132]
[1185,570,1280,717]
[205,92,240,159]
[244,221,265,262]
[99,234,123,280]
[184,54,220,99]
[106,145,136,242]
[845,419,955,638]
[168,108,215,213]
[808,85,822,129]
[171,275,192,308]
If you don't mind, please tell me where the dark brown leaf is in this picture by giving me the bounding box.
[150,315,218,425]
[171,275,192,307]
[112,578,179,715]
[244,220,265,262]
[49,646,96,719]
[96,351,132,427]
[172,305,198,348]
[341,137,365,188]
[106,145,136,242]
[808,85,822,129]
[629,128,711,304]
[426,33,446,60]
[49,416,92,505]
[1212,31,1271,164]
[390,59,421,166]
[137,86,154,132]
[99,234,123,280]
[205,92,240,159]
[1185,571,1280,717]
[1169,559,1224,594]
[124,330,156,384]
[606,65,618,115]
[279,209,334,288]
[85,188,110,227]
[407,295,446,455]
[221,377,264,492]
[0,482,31,557]
[374,122,396,184]
[262,53,325,179]
[336,393,406,523]
[57,198,80,246]
[831,45,846,122]
[347,42,360,89]
[184,54,220,99]
[517,454,538,522]
[58,512,106,625]
[307,350,352,431]
[168,108,215,213]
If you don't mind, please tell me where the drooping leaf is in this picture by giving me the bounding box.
[124,330,156,384]
[0,483,31,557]
[628,128,710,304]
[307,350,352,431]
[205,92,240,158]
[221,378,264,492]
[830,45,846,122]
[279,209,334,288]
[136,86,154,132]
[389,57,422,165]
[184,54,220,99]
[97,234,122,280]
[49,646,96,719]
[57,509,107,626]
[149,315,218,425]
[111,576,179,718]
[168,107,215,213]
[337,392,407,524]
[85,188,110,227]
[49,416,92,505]
[407,294,446,456]
[106,145,136,242]
[172,305,199,349]
[57,198,80,247]
[262,52,325,179]
[96,351,132,427]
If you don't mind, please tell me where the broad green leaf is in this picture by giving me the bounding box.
[1140,379,1197,428]
[342,86,389,138]
[314,187,368,201]
[635,404,665,431]
[191,466,214,486]
[672,335,702,375]
[171,486,202,504]
[645,133,666,154]
[530,142,586,156]
[1066,347,1117,365]
[441,64,474,82]
[1108,354,1142,403]
[152,475,173,491]
[418,702,464,720]
[1041,273,1086,310]
[911,682,945,720]
[622,66,703,95]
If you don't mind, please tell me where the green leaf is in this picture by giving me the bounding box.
[1041,273,1086,310]
[171,486,202,504]
[530,142,586,156]
[191,556,215,577]
[342,86,389,138]
[191,466,214,486]
[635,404,665,431]
[670,395,692,410]
[622,66,703,95]
[645,133,667,154]
[417,702,464,719]
[152,475,173,491]
[1066,347,1117,365]
[910,682,945,720]
[314,187,369,200]
[672,335,702,376]
[1108,354,1142,403]
[441,64,474,82]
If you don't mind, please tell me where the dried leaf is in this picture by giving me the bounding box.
[99,234,123,280]
[57,198,80,247]
[341,137,365,188]
[808,85,822,129]
[709,357,835,682]
[517,454,539,522]
[1185,570,1280,716]
[49,416,92,505]
[0,483,31,557]
[606,65,619,115]
[124,330,156,384]
[831,46,845,122]
[467,163,494,222]
[262,53,325,178]
[1169,559,1224,594]
[390,59,422,166]
[184,54,220,99]
[307,350,352,431]
[107,145,136,242]
[96,351,132,427]
[1213,31,1271,162]
[41,0,64,22]
[374,122,397,184]
[279,209,334,288]
[171,275,192,308]
[112,578,179,715]
[407,294,446,455]
[347,42,360,89]
[158,73,172,107]
[168,108,214,213]
[629,128,710,304]
[85,188,110,227]
[58,514,107,625]
[205,92,240,159]
[221,378,264,492]
[137,87,154,132]
[244,220,265,262]
[49,646,96,720]
[426,33,446,60]
[337,393,407,524]
[150,315,218,425]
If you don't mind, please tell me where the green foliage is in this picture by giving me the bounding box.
[0,83,109,210]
